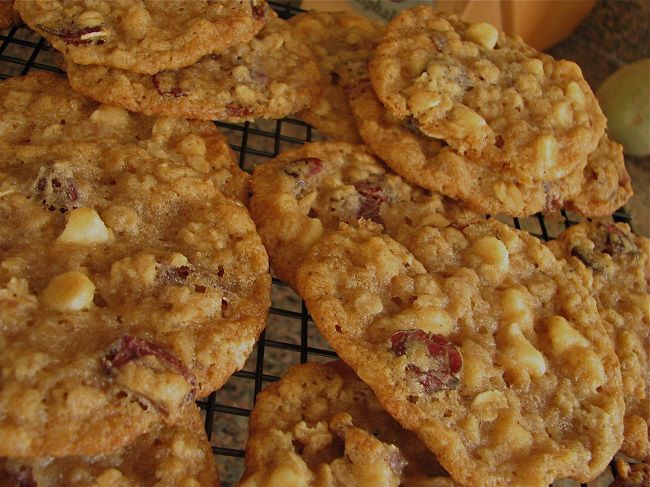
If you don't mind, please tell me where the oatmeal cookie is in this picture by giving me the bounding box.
[548,222,649,461]
[0,1,20,30]
[370,7,605,182]
[296,220,624,486]
[0,72,248,202]
[250,141,476,289]
[288,12,384,143]
[64,12,320,122]
[0,405,219,486]
[239,361,457,487]
[347,79,585,216]
[0,73,270,457]
[567,135,633,216]
[15,0,267,75]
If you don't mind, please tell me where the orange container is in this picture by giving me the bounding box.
[300,0,595,50]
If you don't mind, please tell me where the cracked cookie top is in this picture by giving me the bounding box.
[64,11,320,122]
[370,7,605,184]
[239,361,457,487]
[15,0,267,75]
[297,220,624,486]
[288,11,384,143]
[549,222,649,461]
[0,73,270,457]
[249,141,476,289]
[0,405,219,486]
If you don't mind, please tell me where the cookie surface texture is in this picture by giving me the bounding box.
[239,361,458,487]
[567,135,633,216]
[347,80,585,216]
[0,1,20,30]
[548,222,649,461]
[288,12,384,143]
[296,220,624,486]
[0,73,270,457]
[64,11,320,122]
[0,405,219,486]
[249,141,476,289]
[370,7,605,183]
[15,0,267,74]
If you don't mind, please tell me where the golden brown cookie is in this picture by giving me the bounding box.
[249,141,476,289]
[288,12,384,143]
[297,220,624,486]
[63,12,320,122]
[0,1,20,30]
[15,0,267,74]
[370,7,605,183]
[239,361,458,487]
[0,405,219,486]
[347,79,586,216]
[548,222,649,461]
[567,135,633,216]
[0,73,270,457]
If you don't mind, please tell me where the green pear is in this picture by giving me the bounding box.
[597,58,650,157]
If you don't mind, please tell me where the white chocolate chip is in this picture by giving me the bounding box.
[415,307,454,335]
[465,22,499,49]
[471,236,509,268]
[471,390,508,421]
[41,271,95,312]
[57,208,113,245]
[266,465,308,487]
[547,315,590,354]
[501,288,533,331]
[408,90,442,115]
[76,10,104,28]
[89,105,130,128]
[301,217,324,248]
[504,324,546,377]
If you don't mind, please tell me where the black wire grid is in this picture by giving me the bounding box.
[0,3,634,485]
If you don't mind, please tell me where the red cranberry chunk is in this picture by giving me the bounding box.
[390,329,462,393]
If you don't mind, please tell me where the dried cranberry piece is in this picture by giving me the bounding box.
[103,335,197,400]
[542,181,562,213]
[13,467,35,487]
[390,329,462,393]
[344,78,372,99]
[34,165,79,212]
[152,73,188,98]
[354,182,386,224]
[570,246,606,273]
[251,1,266,20]
[431,32,447,51]
[603,224,637,255]
[37,24,105,46]
[226,103,253,118]
[284,157,324,182]
[330,71,340,85]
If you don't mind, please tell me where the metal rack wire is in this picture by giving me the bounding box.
[0,3,633,485]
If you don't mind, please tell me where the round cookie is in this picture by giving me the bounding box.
[548,222,649,461]
[347,79,585,216]
[0,405,219,486]
[370,7,605,183]
[249,141,476,289]
[239,361,457,487]
[0,73,270,457]
[0,1,20,30]
[288,12,384,143]
[567,135,633,216]
[64,12,320,122]
[296,220,624,486]
[15,0,267,75]
[0,72,248,203]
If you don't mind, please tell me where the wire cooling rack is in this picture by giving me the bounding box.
[0,2,634,486]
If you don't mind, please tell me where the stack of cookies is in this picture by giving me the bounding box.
[14,0,320,122]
